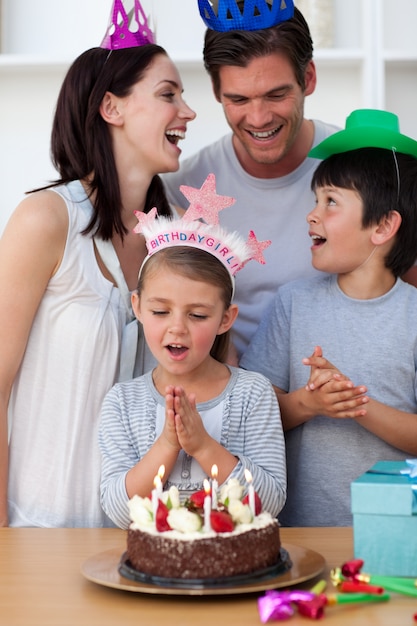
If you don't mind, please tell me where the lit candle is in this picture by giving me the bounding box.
[157,465,165,493]
[203,478,212,532]
[244,469,256,517]
[211,464,218,510]
[152,474,162,523]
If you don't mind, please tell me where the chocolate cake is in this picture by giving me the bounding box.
[127,513,281,579]
[124,479,282,580]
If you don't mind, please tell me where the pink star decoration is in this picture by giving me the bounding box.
[133,206,158,234]
[246,230,271,265]
[180,173,235,225]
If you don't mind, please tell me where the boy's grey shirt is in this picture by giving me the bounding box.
[241,274,417,526]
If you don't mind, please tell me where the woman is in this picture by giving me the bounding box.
[0,44,195,527]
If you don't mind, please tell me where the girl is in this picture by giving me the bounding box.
[0,38,195,527]
[99,205,286,529]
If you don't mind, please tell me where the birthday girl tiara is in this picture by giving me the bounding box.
[133,174,271,280]
[198,0,294,32]
[101,0,155,50]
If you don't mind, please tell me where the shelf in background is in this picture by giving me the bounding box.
[1,46,416,73]
[383,51,417,65]
[0,53,206,72]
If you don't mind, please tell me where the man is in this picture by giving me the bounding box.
[163,3,338,357]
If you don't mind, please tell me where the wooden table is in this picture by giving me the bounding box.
[0,527,415,625]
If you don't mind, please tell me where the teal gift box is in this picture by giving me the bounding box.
[351,460,417,577]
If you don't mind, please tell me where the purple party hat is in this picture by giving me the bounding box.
[198,0,294,32]
[101,0,155,50]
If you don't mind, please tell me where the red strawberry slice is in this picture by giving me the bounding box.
[155,500,172,532]
[242,491,262,515]
[210,510,234,533]
[189,489,208,508]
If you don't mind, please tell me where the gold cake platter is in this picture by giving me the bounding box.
[81,543,325,596]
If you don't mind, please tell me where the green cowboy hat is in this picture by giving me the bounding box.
[309,109,417,159]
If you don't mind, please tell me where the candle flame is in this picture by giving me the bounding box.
[153,475,162,490]
[211,464,218,479]
[203,478,211,494]
[244,469,253,483]
[157,464,165,479]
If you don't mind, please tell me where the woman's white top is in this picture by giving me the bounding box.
[8,180,154,527]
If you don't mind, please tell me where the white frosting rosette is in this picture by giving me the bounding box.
[161,485,181,510]
[219,477,244,504]
[228,499,253,524]
[168,507,202,533]
[128,495,154,529]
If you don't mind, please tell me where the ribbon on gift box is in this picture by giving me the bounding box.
[366,459,417,512]
[366,459,417,480]
[400,459,417,480]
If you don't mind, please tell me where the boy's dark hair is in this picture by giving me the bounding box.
[33,45,171,240]
[203,6,313,99]
[311,147,417,277]
[137,246,234,363]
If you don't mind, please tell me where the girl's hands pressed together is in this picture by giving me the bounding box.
[166,386,210,457]
[161,385,239,485]
[162,386,182,452]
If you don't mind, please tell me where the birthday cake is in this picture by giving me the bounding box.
[124,478,282,580]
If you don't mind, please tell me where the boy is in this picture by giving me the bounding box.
[241,109,417,526]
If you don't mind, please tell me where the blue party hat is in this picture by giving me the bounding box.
[198,0,294,32]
